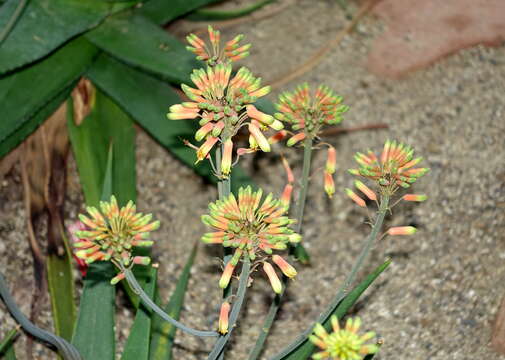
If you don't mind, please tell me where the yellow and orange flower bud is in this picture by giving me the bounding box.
[195,122,214,141]
[403,194,427,202]
[280,184,293,208]
[249,121,271,152]
[324,172,335,198]
[286,132,306,147]
[325,146,337,174]
[387,226,417,236]
[354,180,377,201]
[196,136,219,162]
[218,302,230,334]
[345,188,366,207]
[272,255,297,278]
[263,262,282,294]
[219,262,235,289]
[221,139,233,176]
[246,104,274,125]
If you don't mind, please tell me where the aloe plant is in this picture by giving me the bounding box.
[0,2,430,360]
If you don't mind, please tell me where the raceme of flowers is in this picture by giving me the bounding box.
[309,315,378,360]
[73,196,159,284]
[201,186,301,293]
[274,83,349,145]
[186,25,251,66]
[167,64,283,176]
[348,140,429,196]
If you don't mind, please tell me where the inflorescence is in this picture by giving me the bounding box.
[274,83,349,146]
[348,140,429,196]
[310,316,378,360]
[201,186,301,293]
[73,196,159,284]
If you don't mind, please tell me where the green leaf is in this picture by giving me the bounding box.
[71,262,116,360]
[0,37,98,158]
[0,328,18,359]
[70,89,137,360]
[46,231,77,341]
[273,259,391,360]
[187,0,274,21]
[0,85,73,158]
[67,87,136,207]
[71,142,116,360]
[139,0,220,25]
[0,0,111,74]
[122,267,157,360]
[86,13,198,84]
[149,244,198,360]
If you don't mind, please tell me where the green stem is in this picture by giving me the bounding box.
[123,268,219,338]
[207,258,251,360]
[215,144,232,360]
[0,272,82,360]
[248,136,313,360]
[294,136,313,233]
[269,195,390,360]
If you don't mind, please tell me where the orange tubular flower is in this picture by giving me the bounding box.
[349,140,429,196]
[74,196,160,284]
[218,302,231,334]
[275,83,349,143]
[201,186,301,292]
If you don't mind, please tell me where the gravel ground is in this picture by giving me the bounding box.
[1,0,505,359]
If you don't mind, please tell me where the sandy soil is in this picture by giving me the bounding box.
[1,0,505,359]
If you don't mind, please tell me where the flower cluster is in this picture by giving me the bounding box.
[274,83,349,145]
[201,186,301,293]
[348,140,429,196]
[186,25,250,66]
[273,83,348,198]
[168,63,282,176]
[73,196,159,284]
[309,316,378,360]
[346,141,428,237]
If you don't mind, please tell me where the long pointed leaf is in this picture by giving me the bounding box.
[122,267,157,360]
[70,89,137,359]
[139,0,219,25]
[46,231,76,341]
[0,37,97,158]
[86,13,197,84]
[67,87,136,207]
[0,328,18,357]
[0,85,74,158]
[71,145,117,360]
[149,244,198,360]
[272,259,391,360]
[0,0,112,74]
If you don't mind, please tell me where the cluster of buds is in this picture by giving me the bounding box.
[168,65,282,177]
[273,83,348,198]
[309,316,379,360]
[201,186,301,293]
[186,26,250,66]
[346,141,428,237]
[274,83,349,145]
[349,140,429,196]
[73,196,160,284]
